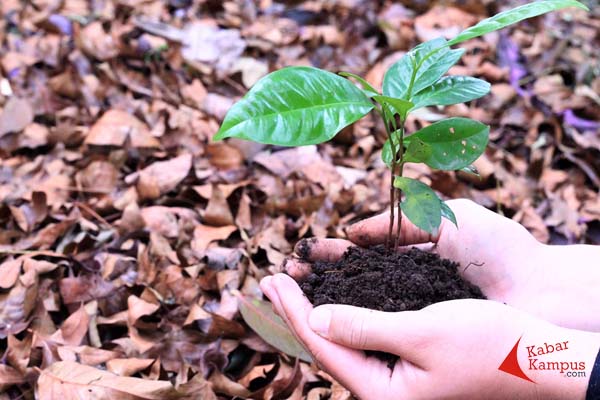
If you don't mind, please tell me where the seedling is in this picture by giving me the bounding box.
[214,0,587,249]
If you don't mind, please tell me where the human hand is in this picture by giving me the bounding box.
[285,199,600,331]
[260,273,600,400]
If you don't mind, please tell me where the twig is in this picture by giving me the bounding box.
[74,201,113,228]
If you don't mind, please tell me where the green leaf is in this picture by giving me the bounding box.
[373,95,414,120]
[410,76,491,110]
[237,292,312,362]
[403,137,432,164]
[394,177,442,235]
[441,202,458,227]
[410,117,489,170]
[214,66,374,146]
[383,38,464,100]
[448,0,588,46]
[411,48,465,96]
[339,72,379,97]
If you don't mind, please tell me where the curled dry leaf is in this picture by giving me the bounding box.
[192,224,237,253]
[85,109,160,148]
[203,185,235,226]
[106,358,155,377]
[76,161,119,192]
[0,365,26,390]
[205,143,244,170]
[48,305,91,346]
[0,97,34,137]
[126,295,160,353]
[141,206,198,239]
[76,22,119,61]
[0,258,21,289]
[136,154,192,199]
[59,275,115,304]
[36,361,178,400]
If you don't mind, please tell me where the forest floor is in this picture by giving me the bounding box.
[0,0,599,398]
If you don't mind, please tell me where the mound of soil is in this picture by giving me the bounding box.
[300,245,486,367]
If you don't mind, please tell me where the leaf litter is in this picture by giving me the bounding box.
[0,0,598,398]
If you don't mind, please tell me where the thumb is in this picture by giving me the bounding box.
[308,304,437,366]
[346,208,441,247]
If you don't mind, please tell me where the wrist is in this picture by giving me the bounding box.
[518,324,600,399]
[533,244,600,331]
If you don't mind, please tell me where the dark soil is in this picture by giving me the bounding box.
[300,245,486,367]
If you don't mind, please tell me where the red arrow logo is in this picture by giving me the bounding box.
[498,336,535,383]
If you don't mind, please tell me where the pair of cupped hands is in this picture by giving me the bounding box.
[260,199,600,400]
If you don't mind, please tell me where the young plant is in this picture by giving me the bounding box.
[214,0,587,248]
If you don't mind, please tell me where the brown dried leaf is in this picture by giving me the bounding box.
[0,365,25,390]
[206,143,244,170]
[137,154,192,199]
[36,361,177,400]
[0,97,34,138]
[192,224,237,253]
[203,185,235,226]
[106,358,155,377]
[85,110,160,148]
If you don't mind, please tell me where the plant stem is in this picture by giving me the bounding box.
[388,166,395,249]
[394,123,405,250]
[384,110,396,250]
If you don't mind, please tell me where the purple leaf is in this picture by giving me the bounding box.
[48,14,72,36]
[497,33,530,97]
[563,109,600,131]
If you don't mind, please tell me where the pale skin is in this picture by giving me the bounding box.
[260,199,600,399]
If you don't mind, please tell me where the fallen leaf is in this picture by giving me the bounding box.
[106,358,155,377]
[137,154,192,199]
[85,109,160,148]
[203,185,235,226]
[192,224,237,253]
[236,292,312,362]
[36,361,177,399]
[0,97,34,137]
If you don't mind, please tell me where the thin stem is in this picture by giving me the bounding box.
[394,123,406,251]
[382,105,397,250]
[388,165,395,249]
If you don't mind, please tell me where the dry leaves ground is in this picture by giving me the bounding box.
[0,0,599,399]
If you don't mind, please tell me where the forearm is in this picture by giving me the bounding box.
[520,326,600,400]
[534,244,600,331]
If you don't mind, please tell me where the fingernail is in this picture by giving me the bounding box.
[280,258,291,273]
[294,239,312,260]
[309,307,332,338]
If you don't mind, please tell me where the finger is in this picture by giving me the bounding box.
[269,274,391,398]
[261,276,316,359]
[294,238,353,262]
[346,209,442,247]
[260,276,285,316]
[282,257,313,281]
[307,304,437,368]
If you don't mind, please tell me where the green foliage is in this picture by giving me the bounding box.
[213,67,373,146]
[447,0,588,46]
[383,38,465,100]
[373,95,414,120]
[407,118,489,170]
[393,177,442,235]
[410,77,490,110]
[215,0,586,236]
